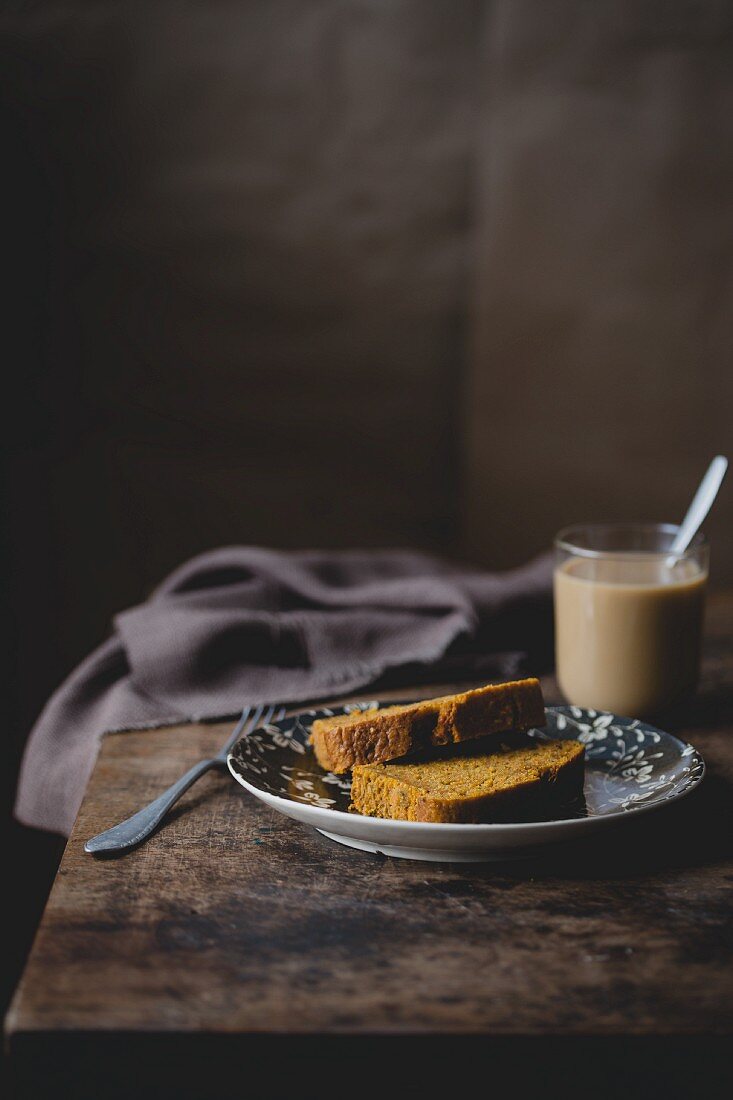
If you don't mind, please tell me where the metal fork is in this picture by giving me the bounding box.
[84,703,282,854]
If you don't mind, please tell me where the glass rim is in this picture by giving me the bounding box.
[554,522,708,561]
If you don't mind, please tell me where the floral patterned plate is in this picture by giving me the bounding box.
[227,703,705,862]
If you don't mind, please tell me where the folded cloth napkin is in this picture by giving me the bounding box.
[15,547,553,836]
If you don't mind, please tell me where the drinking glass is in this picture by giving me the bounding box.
[554,523,708,717]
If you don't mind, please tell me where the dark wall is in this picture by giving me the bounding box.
[3,0,733,776]
[465,0,733,573]
[2,1,481,748]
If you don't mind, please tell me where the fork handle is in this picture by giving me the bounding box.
[84,758,217,854]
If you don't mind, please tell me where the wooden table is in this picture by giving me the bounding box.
[6,596,733,1100]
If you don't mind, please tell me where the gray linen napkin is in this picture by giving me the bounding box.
[15,547,552,835]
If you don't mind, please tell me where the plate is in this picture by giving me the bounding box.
[227,703,705,862]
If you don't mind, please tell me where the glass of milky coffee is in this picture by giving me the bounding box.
[554,523,708,718]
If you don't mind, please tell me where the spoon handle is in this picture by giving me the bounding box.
[669,455,728,559]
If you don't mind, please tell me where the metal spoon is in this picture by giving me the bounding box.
[667,455,728,564]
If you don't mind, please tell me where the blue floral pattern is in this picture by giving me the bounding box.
[540,707,705,812]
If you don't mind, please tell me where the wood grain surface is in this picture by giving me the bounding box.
[6,595,733,1099]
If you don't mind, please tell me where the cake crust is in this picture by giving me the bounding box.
[310,678,545,773]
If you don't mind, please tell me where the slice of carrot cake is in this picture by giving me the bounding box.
[350,737,585,823]
[310,678,545,774]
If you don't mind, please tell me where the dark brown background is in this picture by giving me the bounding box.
[2,0,732,1027]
